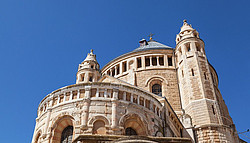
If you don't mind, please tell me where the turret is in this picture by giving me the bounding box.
[76,49,101,84]
[175,20,239,142]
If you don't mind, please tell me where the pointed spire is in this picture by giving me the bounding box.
[83,49,97,63]
[176,20,199,44]
[180,19,194,33]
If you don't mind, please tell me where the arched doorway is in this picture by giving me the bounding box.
[61,126,73,143]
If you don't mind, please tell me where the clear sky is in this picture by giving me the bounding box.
[0,1,249,142]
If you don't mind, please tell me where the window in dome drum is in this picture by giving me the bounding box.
[137,57,142,68]
[168,56,172,66]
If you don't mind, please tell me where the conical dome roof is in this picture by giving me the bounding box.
[133,40,172,52]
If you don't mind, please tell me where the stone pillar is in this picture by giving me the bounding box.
[181,44,187,55]
[142,56,145,69]
[110,69,112,76]
[104,89,107,98]
[164,55,167,66]
[120,62,123,74]
[190,42,196,52]
[70,91,73,100]
[115,66,117,76]
[131,94,133,103]
[63,92,66,102]
[150,56,152,66]
[77,89,80,99]
[156,56,159,66]
[96,88,99,97]
[57,95,60,104]
[123,92,126,101]
[111,88,118,129]
[81,86,91,130]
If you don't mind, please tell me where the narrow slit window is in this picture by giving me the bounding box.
[152,57,157,66]
[159,56,164,66]
[191,69,194,76]
[168,56,173,66]
[182,70,184,77]
[186,43,191,52]
[137,57,142,68]
[116,65,120,75]
[212,105,215,115]
[112,68,115,76]
[123,61,127,72]
[81,74,85,81]
[204,72,207,80]
[145,57,150,66]
[89,76,93,82]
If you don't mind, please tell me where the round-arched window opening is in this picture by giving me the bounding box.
[61,126,73,143]
[125,127,137,136]
[152,84,162,96]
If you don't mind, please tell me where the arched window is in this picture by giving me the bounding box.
[61,126,73,143]
[125,127,137,136]
[92,120,106,135]
[152,84,162,96]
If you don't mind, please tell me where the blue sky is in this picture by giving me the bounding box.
[0,1,249,142]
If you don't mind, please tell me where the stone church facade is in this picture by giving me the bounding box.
[32,21,240,143]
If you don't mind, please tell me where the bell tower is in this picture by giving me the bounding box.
[175,20,239,142]
[76,49,101,84]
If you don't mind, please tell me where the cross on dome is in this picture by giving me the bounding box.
[148,33,154,41]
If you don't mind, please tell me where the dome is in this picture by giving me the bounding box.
[133,40,172,52]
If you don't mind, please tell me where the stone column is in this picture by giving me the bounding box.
[123,92,126,101]
[77,89,80,99]
[104,89,107,98]
[164,55,167,66]
[81,86,91,130]
[63,92,66,102]
[131,94,133,103]
[96,88,99,97]
[120,62,123,74]
[111,88,118,129]
[150,56,152,66]
[57,95,60,104]
[142,56,145,69]
[181,44,187,55]
[190,42,196,52]
[70,91,73,100]
[156,56,160,66]
[115,66,117,76]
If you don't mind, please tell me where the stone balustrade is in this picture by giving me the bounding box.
[37,83,163,119]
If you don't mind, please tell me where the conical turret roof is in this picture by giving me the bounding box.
[82,49,97,63]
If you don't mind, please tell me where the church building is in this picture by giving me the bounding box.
[32,20,241,143]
